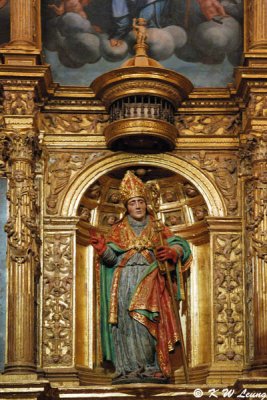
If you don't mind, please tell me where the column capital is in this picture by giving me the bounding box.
[0,129,41,164]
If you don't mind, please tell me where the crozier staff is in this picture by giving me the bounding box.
[89,171,192,384]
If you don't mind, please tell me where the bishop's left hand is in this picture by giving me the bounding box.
[156,246,179,264]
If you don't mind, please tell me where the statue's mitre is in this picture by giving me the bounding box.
[120,171,146,204]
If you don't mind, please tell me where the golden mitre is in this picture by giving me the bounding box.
[120,170,146,204]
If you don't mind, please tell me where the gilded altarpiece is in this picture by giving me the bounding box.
[0,1,267,399]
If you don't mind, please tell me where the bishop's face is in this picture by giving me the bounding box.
[127,197,147,221]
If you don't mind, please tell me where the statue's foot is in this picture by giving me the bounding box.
[112,373,142,384]
[112,367,170,385]
[112,370,143,385]
[140,370,169,384]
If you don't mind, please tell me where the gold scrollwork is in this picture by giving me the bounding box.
[176,114,240,136]
[43,234,73,366]
[214,234,243,363]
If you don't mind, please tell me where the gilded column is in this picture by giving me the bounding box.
[246,0,267,51]
[0,79,41,374]
[8,0,40,49]
[238,86,267,374]
[0,129,41,373]
[246,132,267,372]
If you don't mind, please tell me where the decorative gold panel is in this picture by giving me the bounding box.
[0,0,267,395]
[213,234,243,363]
[43,233,74,367]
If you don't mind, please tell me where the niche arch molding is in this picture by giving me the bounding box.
[59,152,227,218]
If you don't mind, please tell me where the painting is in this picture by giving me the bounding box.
[42,0,243,87]
[0,0,10,46]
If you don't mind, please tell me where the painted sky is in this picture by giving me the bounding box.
[43,0,243,87]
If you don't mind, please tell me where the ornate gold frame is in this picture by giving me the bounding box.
[0,0,267,398]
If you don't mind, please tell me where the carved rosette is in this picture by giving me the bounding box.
[213,234,243,363]
[43,234,73,366]
[0,129,41,372]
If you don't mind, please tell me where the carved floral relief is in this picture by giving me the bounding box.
[248,94,267,118]
[176,114,240,136]
[214,234,243,362]
[45,152,107,214]
[3,91,35,115]
[189,151,238,215]
[41,114,109,134]
[43,234,73,366]
[0,130,41,269]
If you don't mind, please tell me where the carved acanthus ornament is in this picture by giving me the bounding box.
[43,234,73,366]
[0,126,6,174]
[176,115,240,136]
[190,152,238,215]
[0,129,41,267]
[41,114,109,134]
[248,94,267,118]
[45,152,107,214]
[214,234,243,363]
[3,90,35,116]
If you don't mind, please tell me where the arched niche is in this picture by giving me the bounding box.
[60,153,226,218]
[56,153,227,384]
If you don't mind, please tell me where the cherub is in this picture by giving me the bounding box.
[133,17,148,46]
[48,0,90,19]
